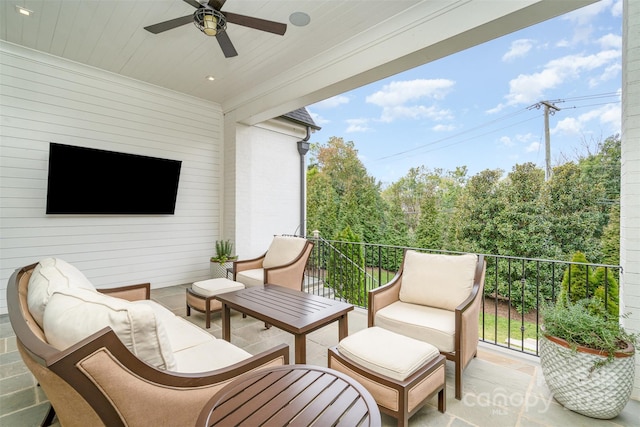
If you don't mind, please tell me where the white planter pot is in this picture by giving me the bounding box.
[210,261,233,279]
[539,334,635,419]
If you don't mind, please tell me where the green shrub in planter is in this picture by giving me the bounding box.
[540,299,637,419]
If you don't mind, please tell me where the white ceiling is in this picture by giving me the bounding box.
[1,0,596,124]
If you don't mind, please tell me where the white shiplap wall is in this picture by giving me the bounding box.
[621,0,640,401]
[0,42,222,314]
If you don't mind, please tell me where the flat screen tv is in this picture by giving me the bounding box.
[46,143,182,214]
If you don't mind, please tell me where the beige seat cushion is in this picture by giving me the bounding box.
[43,288,177,371]
[338,327,440,381]
[27,257,96,328]
[134,300,212,353]
[374,301,455,353]
[262,236,307,269]
[235,268,265,287]
[173,339,252,373]
[399,251,477,310]
[192,278,245,297]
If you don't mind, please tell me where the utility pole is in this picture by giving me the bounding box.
[529,101,560,181]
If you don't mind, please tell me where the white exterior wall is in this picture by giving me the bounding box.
[621,0,640,401]
[231,119,307,260]
[0,43,223,314]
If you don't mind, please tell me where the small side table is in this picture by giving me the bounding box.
[186,278,244,328]
[196,364,381,426]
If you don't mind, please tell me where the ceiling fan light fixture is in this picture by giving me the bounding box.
[194,8,226,36]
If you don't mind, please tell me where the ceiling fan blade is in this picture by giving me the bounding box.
[144,15,193,34]
[224,12,287,35]
[208,0,227,10]
[216,31,238,57]
[183,0,203,8]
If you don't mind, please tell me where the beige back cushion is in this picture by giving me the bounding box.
[27,258,96,328]
[43,287,177,371]
[262,236,307,269]
[399,251,477,311]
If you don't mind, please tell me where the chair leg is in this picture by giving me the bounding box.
[41,404,56,427]
[455,358,462,400]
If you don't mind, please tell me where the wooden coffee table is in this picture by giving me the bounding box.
[196,364,381,427]
[215,284,354,364]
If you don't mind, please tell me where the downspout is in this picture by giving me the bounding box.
[297,126,311,237]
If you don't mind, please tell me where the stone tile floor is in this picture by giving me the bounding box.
[1,283,638,426]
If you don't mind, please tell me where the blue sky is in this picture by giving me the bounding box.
[307,0,623,185]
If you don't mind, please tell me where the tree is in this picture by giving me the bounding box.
[496,163,549,258]
[307,137,384,243]
[326,226,367,306]
[558,251,591,305]
[544,162,604,261]
[414,194,442,250]
[451,168,504,254]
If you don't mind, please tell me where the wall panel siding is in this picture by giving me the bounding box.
[233,119,305,259]
[621,0,640,400]
[0,42,222,314]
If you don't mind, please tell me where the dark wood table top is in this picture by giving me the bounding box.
[196,364,382,427]
[215,284,354,335]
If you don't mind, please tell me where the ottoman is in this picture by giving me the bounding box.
[186,278,244,328]
[328,326,446,427]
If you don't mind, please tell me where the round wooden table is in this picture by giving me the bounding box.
[196,364,381,426]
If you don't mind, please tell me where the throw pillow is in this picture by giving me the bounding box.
[27,257,96,328]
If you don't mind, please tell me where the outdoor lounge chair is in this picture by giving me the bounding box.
[233,235,314,291]
[7,260,289,427]
[368,249,486,400]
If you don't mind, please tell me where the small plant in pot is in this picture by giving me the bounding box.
[539,298,637,419]
[210,240,237,278]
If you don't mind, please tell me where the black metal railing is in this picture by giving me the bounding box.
[302,236,622,357]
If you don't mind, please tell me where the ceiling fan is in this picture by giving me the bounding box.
[144,0,287,58]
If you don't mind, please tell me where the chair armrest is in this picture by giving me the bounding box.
[454,256,486,365]
[454,256,486,314]
[98,283,150,301]
[233,254,266,277]
[368,271,402,327]
[49,327,290,427]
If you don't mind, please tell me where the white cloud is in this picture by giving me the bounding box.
[433,124,455,132]
[526,142,542,153]
[366,79,454,106]
[379,105,452,123]
[598,33,621,49]
[562,0,614,25]
[345,118,371,133]
[499,136,513,147]
[500,49,621,106]
[502,39,534,62]
[552,103,621,135]
[589,63,622,87]
[612,0,623,17]
[312,95,350,109]
[308,111,330,126]
[365,79,455,124]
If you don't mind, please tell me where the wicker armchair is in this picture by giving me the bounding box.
[7,262,289,427]
[368,249,486,400]
[233,236,314,291]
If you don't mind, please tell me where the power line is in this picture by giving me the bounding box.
[370,92,619,164]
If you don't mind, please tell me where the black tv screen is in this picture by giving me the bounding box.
[46,143,182,214]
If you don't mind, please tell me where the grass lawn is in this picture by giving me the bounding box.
[481,312,539,352]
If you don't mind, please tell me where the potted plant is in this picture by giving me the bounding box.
[539,298,637,419]
[210,240,237,279]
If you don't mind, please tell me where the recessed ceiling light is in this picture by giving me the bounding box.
[205,75,215,81]
[289,12,310,27]
[15,5,33,16]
